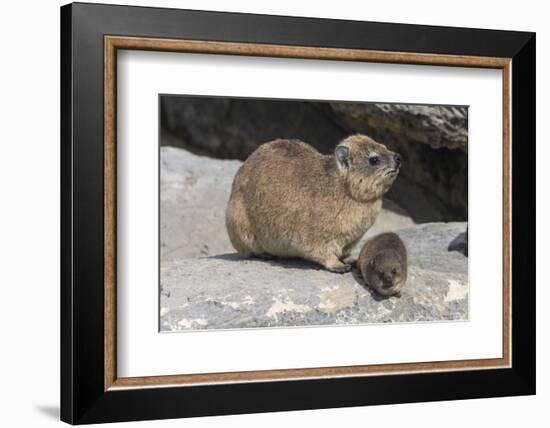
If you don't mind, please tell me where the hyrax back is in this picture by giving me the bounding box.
[225,135,401,273]
[358,232,408,297]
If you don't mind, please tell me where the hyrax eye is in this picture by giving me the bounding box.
[369,156,380,166]
[391,268,397,275]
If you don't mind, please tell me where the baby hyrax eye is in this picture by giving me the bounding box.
[391,267,397,275]
[369,155,380,166]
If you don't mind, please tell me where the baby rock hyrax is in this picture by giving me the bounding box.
[357,232,408,297]
[225,134,401,273]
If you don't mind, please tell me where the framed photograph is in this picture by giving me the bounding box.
[60,2,535,424]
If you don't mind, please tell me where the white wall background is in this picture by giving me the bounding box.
[0,0,546,426]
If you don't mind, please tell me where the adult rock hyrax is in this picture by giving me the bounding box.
[357,232,408,297]
[225,134,401,273]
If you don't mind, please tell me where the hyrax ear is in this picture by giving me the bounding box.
[335,145,350,172]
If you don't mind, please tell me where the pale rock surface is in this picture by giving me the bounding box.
[160,222,468,331]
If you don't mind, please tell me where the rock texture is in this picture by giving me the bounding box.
[160,146,241,261]
[160,222,468,331]
[331,103,468,152]
[161,147,415,262]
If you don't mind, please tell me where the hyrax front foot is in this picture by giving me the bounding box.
[341,254,356,266]
[322,255,352,274]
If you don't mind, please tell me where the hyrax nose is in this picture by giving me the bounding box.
[393,153,402,167]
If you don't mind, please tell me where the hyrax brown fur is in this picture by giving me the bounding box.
[357,232,408,297]
[225,135,401,273]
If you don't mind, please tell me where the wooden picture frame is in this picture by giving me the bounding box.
[61,2,535,424]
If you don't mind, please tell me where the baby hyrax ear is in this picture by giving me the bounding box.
[335,145,350,172]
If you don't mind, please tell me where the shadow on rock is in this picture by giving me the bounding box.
[448,228,468,256]
[207,252,324,271]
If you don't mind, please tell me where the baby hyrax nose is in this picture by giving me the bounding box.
[393,153,402,167]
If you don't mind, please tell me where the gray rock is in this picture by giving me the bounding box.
[160,147,416,261]
[160,146,241,262]
[331,103,468,152]
[160,222,468,331]
[448,227,468,256]
[364,199,415,239]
